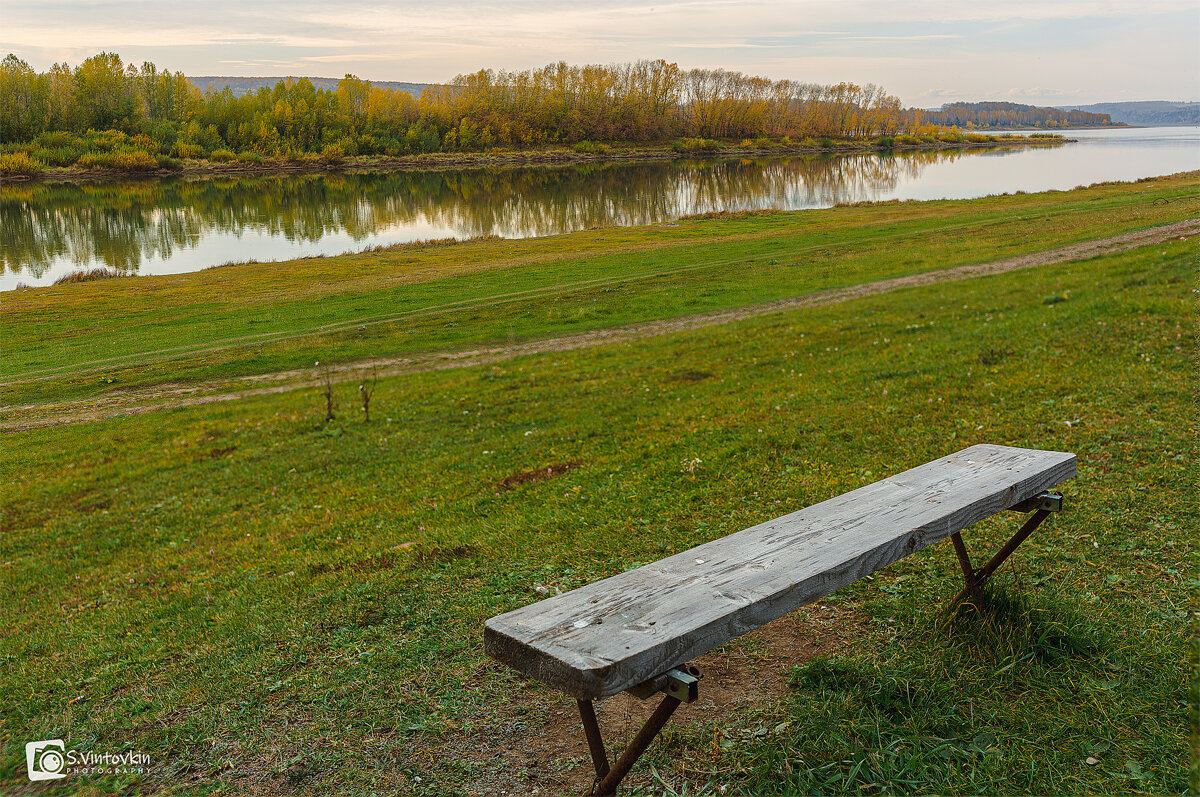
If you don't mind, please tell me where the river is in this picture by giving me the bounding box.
[2,126,1196,290]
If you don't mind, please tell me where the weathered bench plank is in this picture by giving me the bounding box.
[484,444,1075,699]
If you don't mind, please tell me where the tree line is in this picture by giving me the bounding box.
[925,102,1114,129]
[0,52,949,167]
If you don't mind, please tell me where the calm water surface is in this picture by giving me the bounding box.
[3,126,1196,290]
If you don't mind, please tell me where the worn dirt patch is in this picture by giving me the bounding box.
[499,462,583,492]
[4,218,1196,433]
[432,603,869,796]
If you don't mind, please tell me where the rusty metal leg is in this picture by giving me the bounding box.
[949,532,983,603]
[946,509,1052,611]
[577,699,610,780]
[593,694,682,796]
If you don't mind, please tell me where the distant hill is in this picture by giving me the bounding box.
[922,102,1114,129]
[188,76,430,98]
[1055,101,1200,127]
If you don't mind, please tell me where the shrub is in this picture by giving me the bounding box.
[31,146,85,166]
[895,134,922,145]
[936,131,964,143]
[83,129,128,152]
[671,137,721,153]
[237,151,266,164]
[331,136,358,156]
[357,134,379,155]
[34,131,80,149]
[376,136,403,157]
[208,148,236,162]
[129,134,160,153]
[573,140,612,154]
[155,155,183,170]
[171,142,206,159]
[0,152,45,175]
[874,136,895,149]
[77,150,159,171]
[319,143,345,164]
[817,137,835,148]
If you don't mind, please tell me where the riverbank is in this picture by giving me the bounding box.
[4,171,1194,407]
[3,133,1065,183]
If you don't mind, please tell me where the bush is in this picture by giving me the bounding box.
[77,150,159,171]
[376,136,403,157]
[237,151,266,164]
[155,155,183,170]
[171,142,206,159]
[936,131,964,143]
[895,134,922,145]
[208,148,236,162]
[129,134,160,153]
[83,129,128,152]
[0,152,45,175]
[573,140,612,154]
[671,137,721,153]
[319,143,345,164]
[874,136,895,149]
[32,146,85,166]
[34,131,80,149]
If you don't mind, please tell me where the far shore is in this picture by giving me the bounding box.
[3,134,1071,184]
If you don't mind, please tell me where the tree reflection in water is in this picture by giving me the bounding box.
[2,150,971,279]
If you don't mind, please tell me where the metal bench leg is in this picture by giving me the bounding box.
[945,492,1062,612]
[577,699,610,780]
[592,694,681,795]
[577,667,701,796]
[949,532,983,604]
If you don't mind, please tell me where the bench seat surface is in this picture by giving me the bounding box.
[484,444,1075,698]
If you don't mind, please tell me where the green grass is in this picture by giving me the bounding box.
[3,173,1197,408]
[0,180,1195,795]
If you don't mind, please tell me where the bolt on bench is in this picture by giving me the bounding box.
[484,444,1075,794]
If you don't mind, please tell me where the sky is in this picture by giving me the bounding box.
[2,0,1197,107]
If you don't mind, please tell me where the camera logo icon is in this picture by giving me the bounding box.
[26,739,68,781]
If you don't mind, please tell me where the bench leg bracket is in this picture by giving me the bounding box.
[578,667,701,795]
[945,498,1059,613]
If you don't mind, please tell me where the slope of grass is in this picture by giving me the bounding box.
[0,226,1193,793]
[2,172,1196,408]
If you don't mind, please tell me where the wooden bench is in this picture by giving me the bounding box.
[484,443,1075,794]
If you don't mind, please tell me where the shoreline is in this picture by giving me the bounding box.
[3,136,1070,184]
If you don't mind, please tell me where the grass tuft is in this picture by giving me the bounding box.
[51,267,128,285]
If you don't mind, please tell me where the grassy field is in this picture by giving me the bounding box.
[1,175,1196,795]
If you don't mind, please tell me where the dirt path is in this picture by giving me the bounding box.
[4,218,1196,432]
